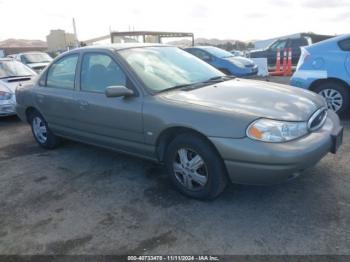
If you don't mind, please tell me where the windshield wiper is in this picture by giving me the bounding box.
[157,76,235,93]
[157,83,195,93]
[204,75,235,82]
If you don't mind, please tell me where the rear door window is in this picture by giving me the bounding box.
[338,38,350,51]
[270,40,287,51]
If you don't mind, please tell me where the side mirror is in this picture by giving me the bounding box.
[105,86,134,98]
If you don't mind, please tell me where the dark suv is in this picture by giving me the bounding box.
[250,35,333,67]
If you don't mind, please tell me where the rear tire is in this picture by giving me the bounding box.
[29,110,60,149]
[164,133,228,200]
[314,81,349,115]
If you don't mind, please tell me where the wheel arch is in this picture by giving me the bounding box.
[309,77,350,92]
[25,107,40,123]
[155,126,222,162]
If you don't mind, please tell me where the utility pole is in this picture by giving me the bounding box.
[73,18,80,48]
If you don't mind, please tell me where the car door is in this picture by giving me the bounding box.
[288,37,308,65]
[72,51,144,153]
[34,53,79,132]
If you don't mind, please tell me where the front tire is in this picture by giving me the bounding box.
[315,81,349,115]
[165,133,228,200]
[29,111,60,149]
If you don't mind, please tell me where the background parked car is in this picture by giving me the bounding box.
[290,34,350,115]
[185,46,258,77]
[230,50,244,57]
[13,52,53,73]
[0,58,36,116]
[249,34,333,67]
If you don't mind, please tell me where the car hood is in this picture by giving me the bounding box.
[160,79,325,121]
[223,56,255,67]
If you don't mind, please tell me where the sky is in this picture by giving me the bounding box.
[0,0,349,42]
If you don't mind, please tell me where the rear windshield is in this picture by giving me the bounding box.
[23,53,53,64]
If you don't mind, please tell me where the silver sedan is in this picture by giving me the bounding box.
[0,58,36,116]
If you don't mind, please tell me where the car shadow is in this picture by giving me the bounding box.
[0,115,21,125]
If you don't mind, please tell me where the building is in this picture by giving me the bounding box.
[110,31,194,46]
[82,31,194,46]
[46,29,78,53]
[0,38,47,56]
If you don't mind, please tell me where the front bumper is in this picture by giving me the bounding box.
[236,68,259,77]
[209,110,342,185]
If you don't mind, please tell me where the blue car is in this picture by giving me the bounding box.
[185,46,258,77]
[290,34,350,114]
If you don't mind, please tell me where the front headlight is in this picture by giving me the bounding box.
[247,118,308,142]
[0,91,12,100]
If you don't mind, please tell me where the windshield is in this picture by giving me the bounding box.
[23,53,53,64]
[119,46,224,92]
[0,60,35,78]
[201,46,234,58]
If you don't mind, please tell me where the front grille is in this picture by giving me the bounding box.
[308,107,327,131]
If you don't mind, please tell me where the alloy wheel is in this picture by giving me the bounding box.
[32,116,47,144]
[173,148,208,191]
[319,88,343,112]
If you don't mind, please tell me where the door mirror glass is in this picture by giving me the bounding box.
[105,86,134,98]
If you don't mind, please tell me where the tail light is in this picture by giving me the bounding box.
[296,47,310,70]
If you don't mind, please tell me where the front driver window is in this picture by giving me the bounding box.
[270,40,287,51]
[191,49,211,60]
[81,53,126,93]
[46,54,78,89]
